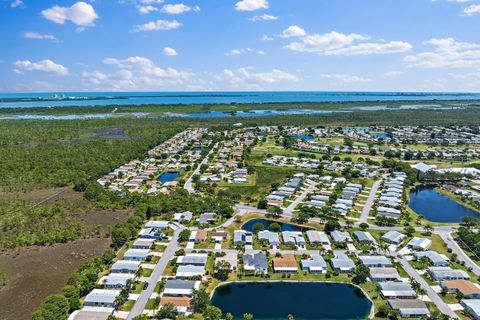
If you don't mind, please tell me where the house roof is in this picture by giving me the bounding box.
[160,296,192,307]
[442,280,480,295]
[273,254,298,269]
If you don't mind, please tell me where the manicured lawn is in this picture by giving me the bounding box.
[140,268,154,278]
[120,300,135,311]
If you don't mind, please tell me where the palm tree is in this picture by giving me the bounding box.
[243,313,254,320]
[423,224,433,235]
[345,220,354,229]
[226,313,234,320]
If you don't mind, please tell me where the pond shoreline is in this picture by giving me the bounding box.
[209,280,375,319]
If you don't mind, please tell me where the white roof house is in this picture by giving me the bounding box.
[144,220,169,229]
[111,260,141,274]
[301,254,327,274]
[358,255,393,268]
[123,249,150,261]
[381,231,406,245]
[84,289,120,308]
[99,273,135,289]
[176,265,205,278]
[428,267,470,281]
[462,299,480,320]
[407,237,432,251]
[414,251,449,267]
[330,230,353,243]
[163,279,200,296]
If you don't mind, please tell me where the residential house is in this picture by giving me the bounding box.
[414,251,449,267]
[301,254,327,274]
[273,253,298,273]
[441,280,480,299]
[381,231,406,245]
[330,251,355,273]
[84,289,120,308]
[428,267,470,281]
[379,282,417,299]
[358,256,393,268]
[407,237,432,251]
[243,251,268,274]
[370,267,401,282]
[111,260,141,274]
[387,299,430,318]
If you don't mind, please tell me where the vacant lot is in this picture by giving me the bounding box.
[0,238,111,320]
[0,188,133,319]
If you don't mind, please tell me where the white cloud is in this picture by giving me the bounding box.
[13,59,69,76]
[163,47,178,56]
[42,1,99,27]
[249,14,278,21]
[132,19,182,32]
[226,48,265,56]
[138,5,158,14]
[384,71,404,77]
[235,0,268,11]
[140,0,164,3]
[404,37,480,69]
[281,25,306,38]
[464,4,480,15]
[321,74,372,83]
[23,32,58,41]
[82,56,193,90]
[284,30,411,55]
[219,67,298,88]
[261,34,274,41]
[10,0,24,8]
[161,4,200,14]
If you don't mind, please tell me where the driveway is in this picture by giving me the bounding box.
[358,179,382,224]
[127,228,183,320]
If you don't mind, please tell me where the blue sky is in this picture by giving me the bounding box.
[1,0,480,92]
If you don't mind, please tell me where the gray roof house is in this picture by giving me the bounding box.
[233,230,253,246]
[306,230,330,245]
[177,253,208,266]
[197,212,217,225]
[144,220,169,230]
[330,251,355,273]
[414,251,449,267]
[243,251,268,274]
[132,239,154,249]
[176,265,205,278]
[358,255,393,268]
[330,230,353,243]
[353,231,377,244]
[99,273,135,289]
[173,211,193,223]
[407,237,432,251]
[428,267,470,281]
[370,267,401,282]
[388,299,430,318]
[379,282,417,299]
[123,249,150,261]
[111,260,141,274]
[282,231,306,248]
[381,231,406,245]
[301,254,327,274]
[84,289,120,308]
[258,230,280,248]
[163,279,200,296]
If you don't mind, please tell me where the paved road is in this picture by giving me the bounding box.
[395,254,458,319]
[184,143,218,193]
[127,228,183,320]
[284,183,317,215]
[437,230,480,277]
[358,179,382,224]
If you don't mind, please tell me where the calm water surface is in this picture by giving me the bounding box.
[157,171,182,183]
[409,186,480,223]
[211,282,372,320]
[1,91,478,108]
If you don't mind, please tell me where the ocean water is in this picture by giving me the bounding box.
[0,91,478,108]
